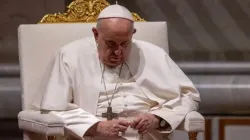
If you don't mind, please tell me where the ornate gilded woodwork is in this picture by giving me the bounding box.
[47,136,56,140]
[39,0,145,23]
[188,132,198,140]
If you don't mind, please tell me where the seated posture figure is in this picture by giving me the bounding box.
[32,4,200,140]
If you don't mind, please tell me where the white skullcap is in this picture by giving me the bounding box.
[98,4,134,22]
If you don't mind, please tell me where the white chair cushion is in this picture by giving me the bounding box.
[177,111,205,132]
[18,110,64,136]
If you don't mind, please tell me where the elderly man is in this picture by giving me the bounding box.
[32,4,200,140]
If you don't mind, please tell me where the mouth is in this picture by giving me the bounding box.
[109,56,122,62]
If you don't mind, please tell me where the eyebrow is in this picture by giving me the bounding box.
[105,39,128,44]
[105,40,115,43]
[121,41,129,44]
[105,40,116,46]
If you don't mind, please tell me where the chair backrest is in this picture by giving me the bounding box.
[18,22,168,110]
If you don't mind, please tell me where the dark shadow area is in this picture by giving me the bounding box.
[0,119,23,140]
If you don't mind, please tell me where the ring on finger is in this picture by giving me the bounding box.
[118,131,123,136]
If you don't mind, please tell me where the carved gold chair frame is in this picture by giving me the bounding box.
[39,0,144,23]
[38,0,198,140]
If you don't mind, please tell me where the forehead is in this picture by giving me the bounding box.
[98,18,133,39]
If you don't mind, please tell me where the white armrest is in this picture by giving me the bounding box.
[176,111,205,132]
[18,110,65,136]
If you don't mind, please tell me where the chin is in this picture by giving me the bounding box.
[107,62,122,68]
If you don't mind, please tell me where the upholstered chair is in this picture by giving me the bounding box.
[17,0,205,140]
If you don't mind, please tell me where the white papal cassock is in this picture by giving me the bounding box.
[32,36,200,140]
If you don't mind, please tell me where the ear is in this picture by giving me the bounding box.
[92,27,98,41]
[133,28,137,34]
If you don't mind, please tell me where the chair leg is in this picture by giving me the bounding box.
[47,136,69,140]
[47,136,56,140]
[188,132,198,140]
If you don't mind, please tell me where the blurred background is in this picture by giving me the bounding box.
[1,0,250,140]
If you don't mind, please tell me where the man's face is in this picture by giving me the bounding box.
[92,18,136,68]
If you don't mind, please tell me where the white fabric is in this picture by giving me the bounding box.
[98,4,133,21]
[96,63,160,140]
[17,22,204,140]
[176,111,205,132]
[96,63,156,116]
[18,110,64,136]
[28,36,200,139]
[49,108,100,139]
[18,110,204,139]
[18,22,168,111]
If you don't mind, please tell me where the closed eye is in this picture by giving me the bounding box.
[121,41,129,47]
[105,40,116,48]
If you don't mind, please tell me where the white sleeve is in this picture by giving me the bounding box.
[39,49,75,110]
[35,49,100,138]
[150,54,200,133]
[49,108,100,139]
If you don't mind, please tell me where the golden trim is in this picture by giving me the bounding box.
[188,132,198,140]
[47,136,56,140]
[219,118,250,140]
[39,0,145,23]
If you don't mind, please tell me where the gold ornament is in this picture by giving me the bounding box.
[188,132,198,140]
[39,0,145,23]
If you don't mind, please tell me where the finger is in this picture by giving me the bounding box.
[111,132,120,137]
[118,119,130,127]
[130,117,142,128]
[135,119,148,130]
[135,119,144,130]
[138,122,151,133]
[117,125,128,132]
[113,123,128,132]
[139,119,153,131]
[137,123,147,132]
[112,124,119,133]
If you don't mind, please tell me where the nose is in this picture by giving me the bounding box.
[114,46,122,55]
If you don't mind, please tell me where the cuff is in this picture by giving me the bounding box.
[150,110,174,133]
[65,118,100,138]
[50,108,100,139]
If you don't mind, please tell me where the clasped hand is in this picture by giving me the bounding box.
[95,113,159,137]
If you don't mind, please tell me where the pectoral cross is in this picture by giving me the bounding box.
[102,106,118,120]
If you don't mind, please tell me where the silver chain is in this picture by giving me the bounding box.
[99,61,123,107]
